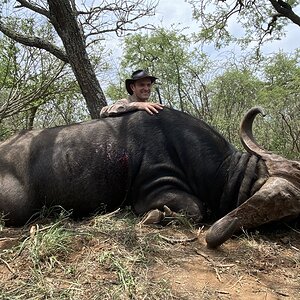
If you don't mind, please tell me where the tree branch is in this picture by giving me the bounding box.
[16,0,50,18]
[0,21,68,62]
[0,63,67,120]
[269,0,300,26]
[280,112,300,153]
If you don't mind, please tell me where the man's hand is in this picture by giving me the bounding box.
[100,100,164,118]
[130,102,164,115]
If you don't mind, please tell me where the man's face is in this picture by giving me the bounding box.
[130,78,153,101]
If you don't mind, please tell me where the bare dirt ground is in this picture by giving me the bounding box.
[0,211,299,299]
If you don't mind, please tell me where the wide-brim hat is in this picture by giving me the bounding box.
[125,69,157,95]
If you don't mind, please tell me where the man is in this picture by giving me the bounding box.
[100,69,164,117]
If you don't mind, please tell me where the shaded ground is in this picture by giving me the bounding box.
[0,211,299,299]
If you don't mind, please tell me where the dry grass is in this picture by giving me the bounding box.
[0,209,299,299]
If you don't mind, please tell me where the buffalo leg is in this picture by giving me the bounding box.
[139,205,177,225]
[0,175,34,226]
[134,190,204,223]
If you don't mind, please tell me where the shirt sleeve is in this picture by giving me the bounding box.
[100,99,129,118]
[100,99,132,118]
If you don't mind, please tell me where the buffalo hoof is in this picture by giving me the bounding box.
[205,217,239,248]
[163,205,177,217]
[139,209,164,225]
[139,206,177,225]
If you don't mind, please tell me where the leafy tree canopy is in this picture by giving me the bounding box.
[188,0,300,50]
[0,0,158,118]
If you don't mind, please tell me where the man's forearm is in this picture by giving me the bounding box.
[100,99,134,118]
[100,100,163,118]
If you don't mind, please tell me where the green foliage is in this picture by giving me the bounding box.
[120,28,193,108]
[107,28,212,115]
[256,52,300,157]
[105,81,128,103]
[0,9,298,160]
[0,38,18,88]
[209,51,299,158]
[188,0,299,49]
[0,18,86,135]
[107,27,299,160]
[209,68,262,145]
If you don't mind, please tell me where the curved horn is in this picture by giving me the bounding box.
[240,107,300,183]
[239,107,271,157]
[208,107,300,249]
[206,177,300,248]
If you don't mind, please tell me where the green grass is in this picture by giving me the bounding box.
[2,208,297,299]
[0,209,187,299]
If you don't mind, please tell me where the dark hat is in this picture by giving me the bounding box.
[125,69,157,95]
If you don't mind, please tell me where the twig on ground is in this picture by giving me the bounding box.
[284,223,300,234]
[195,249,236,282]
[216,290,230,294]
[159,226,203,244]
[228,275,244,289]
[195,250,235,268]
[159,235,198,244]
[276,290,290,297]
[214,267,222,282]
[290,245,300,252]
[0,257,15,275]
[102,208,121,218]
[0,237,19,241]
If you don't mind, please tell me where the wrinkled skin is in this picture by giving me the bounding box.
[206,107,300,248]
[0,107,299,249]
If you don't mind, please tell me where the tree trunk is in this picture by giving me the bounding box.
[28,106,38,130]
[47,0,106,119]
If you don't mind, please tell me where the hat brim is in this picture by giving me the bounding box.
[125,76,157,95]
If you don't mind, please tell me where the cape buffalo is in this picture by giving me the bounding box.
[0,107,299,248]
